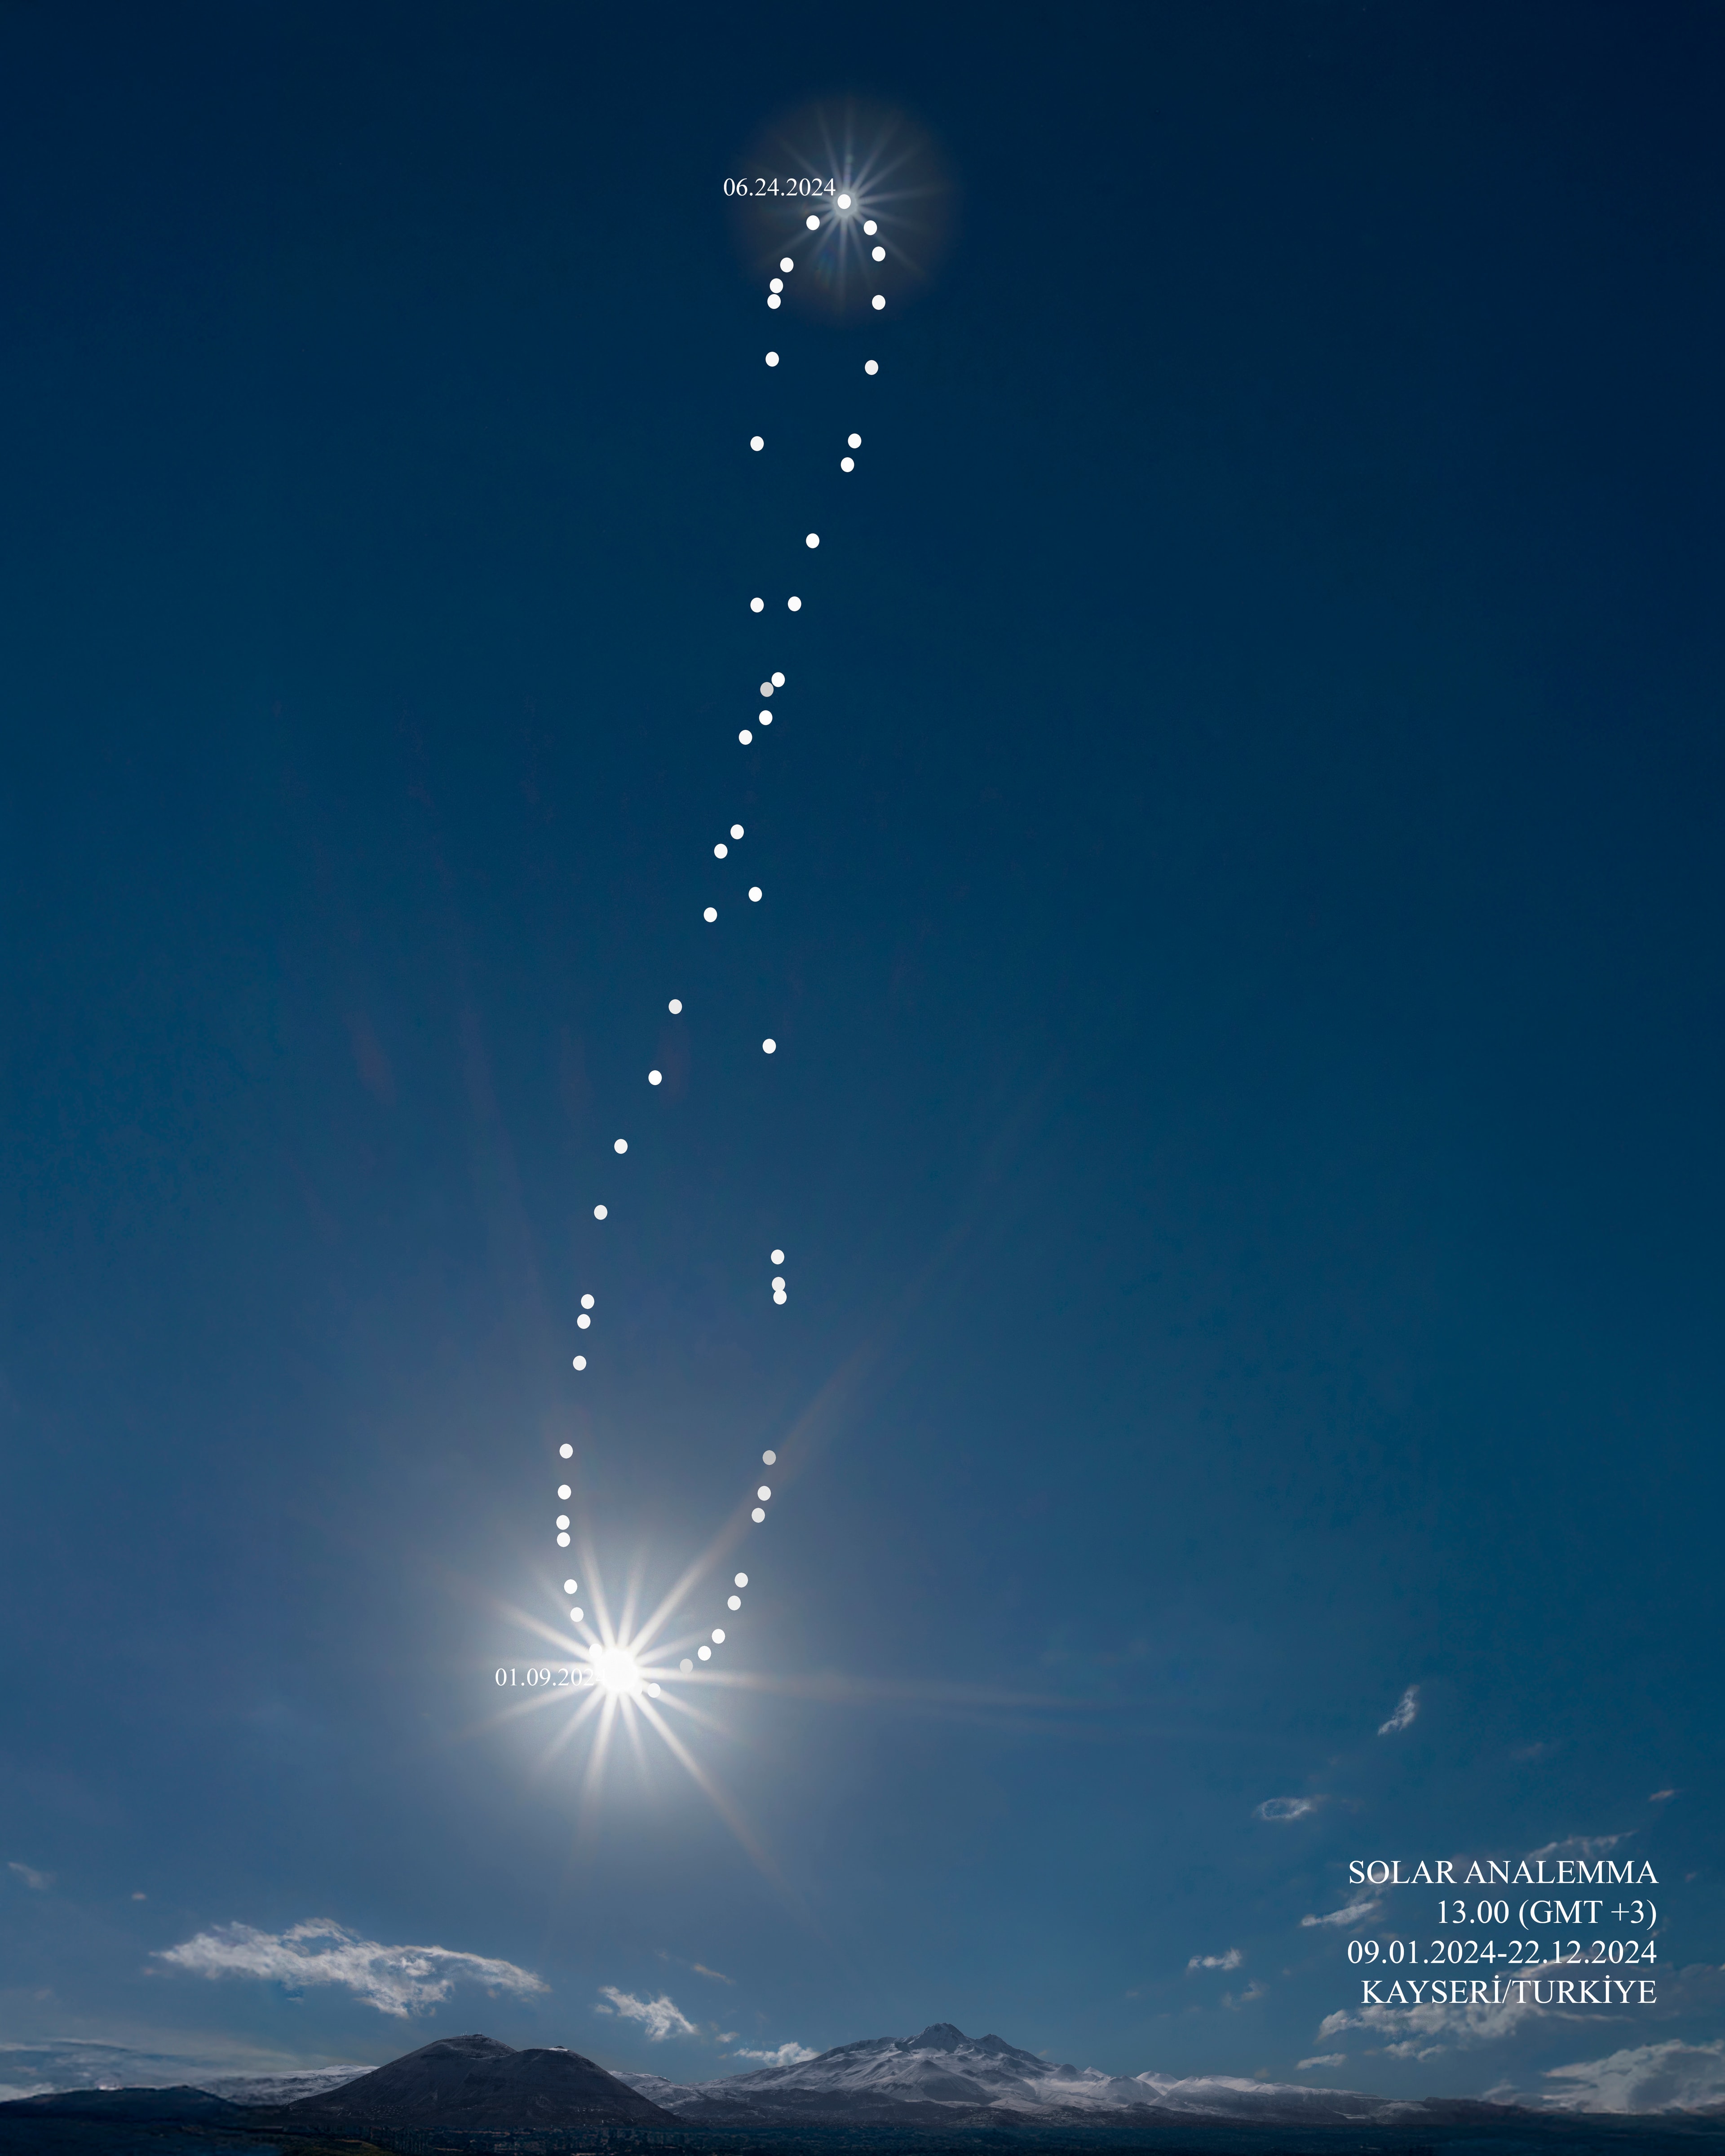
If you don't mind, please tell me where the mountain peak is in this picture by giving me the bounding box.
[907,2023,968,2052]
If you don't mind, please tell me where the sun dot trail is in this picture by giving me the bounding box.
[521,107,938,1760]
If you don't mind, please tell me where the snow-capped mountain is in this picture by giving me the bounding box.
[194,2068,371,2107]
[611,2021,1474,2127]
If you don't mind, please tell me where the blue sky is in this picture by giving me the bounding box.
[2,0,1722,2116]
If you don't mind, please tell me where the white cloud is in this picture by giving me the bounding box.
[1221,1979,1268,2009]
[1542,2039,1725,2113]
[1186,1948,1243,1970]
[0,2037,364,2104]
[1527,1832,1630,1862]
[1300,1900,1381,1930]
[594,1988,696,2041]
[1318,1961,1581,2055]
[8,1862,54,1890]
[1255,1796,1324,1820]
[1297,2054,1345,2069]
[1377,1686,1419,1735]
[730,2042,818,2066]
[155,1920,547,2019]
[1649,1788,1678,1804]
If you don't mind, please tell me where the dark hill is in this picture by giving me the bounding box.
[274,2033,669,2129]
[0,2091,244,2124]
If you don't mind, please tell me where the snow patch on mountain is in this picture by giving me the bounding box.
[612,2023,1401,2125]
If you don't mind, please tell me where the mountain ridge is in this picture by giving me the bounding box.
[611,2019,1524,2129]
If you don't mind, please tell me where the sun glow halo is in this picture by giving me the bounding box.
[588,1642,646,1697]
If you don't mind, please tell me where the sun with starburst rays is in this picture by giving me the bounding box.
[728,97,956,321]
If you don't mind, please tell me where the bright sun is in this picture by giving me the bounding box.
[589,1643,646,1697]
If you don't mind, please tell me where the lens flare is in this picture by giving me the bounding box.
[729,98,955,320]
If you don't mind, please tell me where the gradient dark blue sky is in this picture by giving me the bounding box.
[2,0,1722,2111]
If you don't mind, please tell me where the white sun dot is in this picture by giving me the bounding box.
[871,294,885,310]
[749,886,762,902]
[593,1205,607,1219]
[787,596,801,611]
[556,1515,570,1530]
[730,823,744,839]
[712,1627,726,1644]
[761,1453,775,1468]
[774,1289,787,1304]
[771,671,785,686]
[704,905,718,921]
[581,1294,594,1309]
[871,245,886,262]
[749,435,764,451]
[570,1606,584,1622]
[765,350,779,365]
[779,256,794,271]
[848,433,862,448]
[613,1138,628,1154]
[770,1248,784,1264]
[757,1484,772,1501]
[647,1681,661,1697]
[560,1444,573,1460]
[563,1577,577,1593]
[751,1507,765,1523]
[758,709,771,724]
[557,1532,570,1547]
[805,532,820,548]
[714,842,728,858]
[865,359,879,375]
[749,596,764,612]
[805,214,819,230]
[680,1657,693,1674]
[840,457,854,472]
[766,294,781,309]
[698,1643,712,1659]
[769,278,783,293]
[762,1037,776,1053]
[727,1594,741,1611]
[668,998,682,1013]
[863,219,877,235]
[572,1354,587,1369]
[735,1570,749,1587]
[739,727,753,742]
[836,193,852,209]
[759,681,773,696]
[577,1314,590,1329]
[557,1483,572,1500]
[772,1276,786,1290]
[649,1069,662,1084]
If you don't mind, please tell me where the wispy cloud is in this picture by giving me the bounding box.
[1319,1961,1576,2056]
[1221,1979,1268,2010]
[730,2042,817,2066]
[1542,2040,1725,2113]
[656,1952,735,1986]
[0,2039,364,2105]
[155,1920,546,2019]
[8,1862,54,1891]
[1186,1948,1243,1971]
[1297,2054,1345,2070]
[1301,1900,1381,1930]
[1649,1789,1679,1804]
[594,1989,696,2041]
[1255,1796,1324,1821]
[1377,1686,1419,1736]
[1526,1833,1630,1862]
